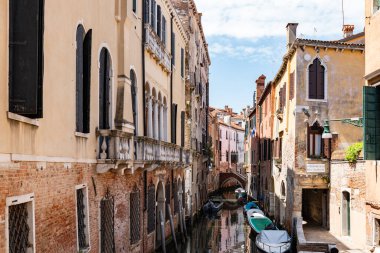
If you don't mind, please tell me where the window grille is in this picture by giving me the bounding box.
[165,181,170,220]
[130,186,140,244]
[147,183,156,233]
[76,188,88,250]
[101,191,115,253]
[9,203,31,253]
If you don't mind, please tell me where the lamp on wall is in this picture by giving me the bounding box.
[322,121,333,139]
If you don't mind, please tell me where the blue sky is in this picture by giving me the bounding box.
[194,0,365,113]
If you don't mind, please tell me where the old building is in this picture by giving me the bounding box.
[363,0,380,250]
[0,0,209,252]
[171,0,211,221]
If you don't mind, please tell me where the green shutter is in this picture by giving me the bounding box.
[363,86,380,160]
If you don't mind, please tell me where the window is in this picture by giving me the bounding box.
[165,181,170,221]
[150,0,156,30]
[7,193,35,253]
[171,103,177,144]
[162,16,166,45]
[308,122,324,158]
[144,0,149,23]
[374,0,380,14]
[281,181,286,198]
[9,0,44,118]
[130,186,140,244]
[99,48,112,130]
[181,48,184,78]
[290,71,295,100]
[133,0,137,13]
[171,33,176,65]
[156,5,161,38]
[100,191,115,252]
[308,58,325,100]
[76,26,92,133]
[131,70,138,136]
[226,131,228,140]
[147,183,156,233]
[76,185,90,251]
[374,218,380,246]
[226,151,229,162]
[363,86,380,160]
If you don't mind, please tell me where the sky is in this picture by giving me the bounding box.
[193,0,365,113]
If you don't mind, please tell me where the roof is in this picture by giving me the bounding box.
[218,120,245,131]
[338,31,365,43]
[272,36,364,86]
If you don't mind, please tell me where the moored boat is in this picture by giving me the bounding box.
[246,208,264,219]
[244,201,260,213]
[203,200,224,213]
[248,213,276,234]
[255,230,292,253]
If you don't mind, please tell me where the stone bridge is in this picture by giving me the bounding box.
[219,172,247,188]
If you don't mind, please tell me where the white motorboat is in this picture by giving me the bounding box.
[255,230,292,253]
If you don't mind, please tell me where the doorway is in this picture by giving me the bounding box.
[302,189,329,228]
[342,191,351,236]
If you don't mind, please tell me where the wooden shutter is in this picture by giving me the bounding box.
[309,59,317,99]
[9,0,44,117]
[317,61,325,99]
[171,33,175,65]
[76,25,85,132]
[289,72,295,100]
[181,48,184,77]
[283,83,287,109]
[99,49,111,130]
[150,0,156,29]
[144,0,150,23]
[364,86,380,160]
[171,104,177,144]
[162,16,166,45]
[181,111,185,147]
[157,5,161,37]
[133,0,137,13]
[83,30,92,133]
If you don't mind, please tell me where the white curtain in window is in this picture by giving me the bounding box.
[315,134,322,156]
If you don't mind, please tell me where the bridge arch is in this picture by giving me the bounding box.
[219,172,247,189]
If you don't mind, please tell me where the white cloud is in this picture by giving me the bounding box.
[194,0,364,40]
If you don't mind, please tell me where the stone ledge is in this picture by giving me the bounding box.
[7,111,39,127]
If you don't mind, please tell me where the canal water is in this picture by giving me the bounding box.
[172,190,264,253]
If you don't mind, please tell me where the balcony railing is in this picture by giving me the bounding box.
[145,24,171,72]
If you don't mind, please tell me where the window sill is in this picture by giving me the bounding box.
[305,98,327,103]
[306,157,328,161]
[75,132,90,138]
[132,12,138,19]
[7,112,39,127]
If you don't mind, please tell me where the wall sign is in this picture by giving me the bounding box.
[306,163,325,173]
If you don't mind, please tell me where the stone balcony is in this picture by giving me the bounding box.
[96,130,192,175]
[145,24,171,72]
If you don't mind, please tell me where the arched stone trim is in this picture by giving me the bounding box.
[305,56,328,102]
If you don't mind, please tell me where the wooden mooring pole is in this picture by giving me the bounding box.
[167,204,178,251]
[159,210,166,253]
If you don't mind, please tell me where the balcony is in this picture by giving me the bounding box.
[96,129,134,175]
[145,24,171,72]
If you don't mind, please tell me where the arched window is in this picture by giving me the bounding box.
[130,185,140,244]
[374,0,380,14]
[281,181,286,198]
[308,121,324,158]
[130,70,138,136]
[147,182,155,233]
[308,58,325,100]
[99,48,112,130]
[76,25,92,133]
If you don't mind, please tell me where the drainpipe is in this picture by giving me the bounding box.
[142,0,147,136]
[170,14,174,143]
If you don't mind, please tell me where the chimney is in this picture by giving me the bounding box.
[342,25,354,38]
[224,105,229,111]
[286,23,299,49]
[256,74,266,102]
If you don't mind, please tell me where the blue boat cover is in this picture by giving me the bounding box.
[245,201,259,210]
[259,230,291,244]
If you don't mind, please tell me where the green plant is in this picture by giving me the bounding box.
[345,142,363,163]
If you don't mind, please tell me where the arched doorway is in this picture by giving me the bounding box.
[342,191,351,236]
[155,181,165,249]
[99,48,112,130]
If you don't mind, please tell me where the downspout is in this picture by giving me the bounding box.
[142,0,147,136]
[170,14,174,143]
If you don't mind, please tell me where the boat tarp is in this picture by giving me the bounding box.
[259,230,291,244]
[247,209,264,217]
[249,217,273,232]
[245,202,259,210]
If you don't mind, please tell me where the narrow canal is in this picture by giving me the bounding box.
[170,189,267,253]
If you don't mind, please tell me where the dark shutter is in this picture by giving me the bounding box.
[171,33,176,65]
[144,0,150,23]
[99,48,111,130]
[83,30,92,133]
[363,86,380,160]
[309,59,317,99]
[181,111,185,147]
[181,48,184,78]
[289,71,295,100]
[133,0,137,13]
[150,0,156,29]
[131,70,138,135]
[317,61,325,99]
[9,0,44,118]
[162,16,166,45]
[157,5,161,37]
[76,25,85,132]
[171,104,178,144]
[283,83,287,108]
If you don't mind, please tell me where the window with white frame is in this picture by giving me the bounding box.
[374,0,380,14]
[7,193,35,253]
[308,122,324,158]
[76,185,90,251]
